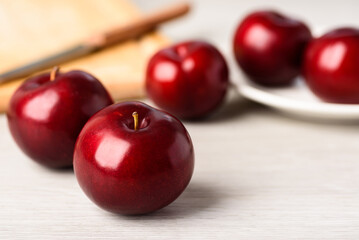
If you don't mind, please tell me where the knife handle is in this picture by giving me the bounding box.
[85,2,190,48]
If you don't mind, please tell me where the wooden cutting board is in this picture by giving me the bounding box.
[0,0,169,113]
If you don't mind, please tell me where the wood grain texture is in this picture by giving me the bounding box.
[0,0,169,112]
[1,90,359,239]
[1,0,359,239]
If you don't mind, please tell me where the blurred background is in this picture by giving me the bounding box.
[135,0,359,53]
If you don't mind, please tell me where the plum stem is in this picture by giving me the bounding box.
[50,66,60,81]
[132,112,139,131]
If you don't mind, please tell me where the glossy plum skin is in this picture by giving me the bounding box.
[74,101,194,215]
[146,41,229,119]
[233,10,312,86]
[303,28,359,103]
[7,70,113,168]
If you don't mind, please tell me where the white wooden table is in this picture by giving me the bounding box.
[1,0,359,239]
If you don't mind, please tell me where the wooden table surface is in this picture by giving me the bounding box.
[1,0,359,239]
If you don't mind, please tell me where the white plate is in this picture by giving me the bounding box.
[231,64,359,120]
